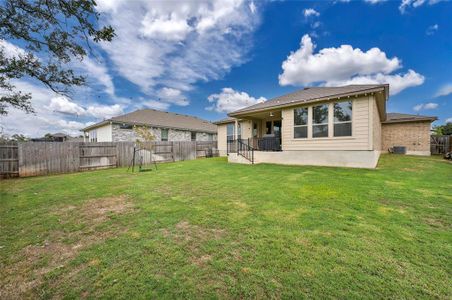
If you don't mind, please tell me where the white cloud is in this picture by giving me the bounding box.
[0,39,26,57]
[0,81,93,136]
[48,95,123,119]
[249,1,257,14]
[48,96,86,116]
[399,0,446,13]
[413,102,439,111]
[325,69,425,95]
[143,100,171,111]
[279,34,424,95]
[0,80,123,137]
[426,24,439,35]
[365,0,387,4]
[446,117,452,123]
[435,83,452,97]
[140,14,192,42]
[86,104,123,119]
[95,0,260,106]
[157,87,189,106]
[303,8,320,18]
[206,87,266,113]
[80,57,115,97]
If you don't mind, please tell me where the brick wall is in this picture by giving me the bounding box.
[111,124,216,142]
[381,121,431,155]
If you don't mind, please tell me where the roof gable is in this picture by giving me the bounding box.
[228,84,389,117]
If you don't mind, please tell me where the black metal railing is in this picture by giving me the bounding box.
[227,139,237,154]
[237,139,254,164]
[252,137,281,151]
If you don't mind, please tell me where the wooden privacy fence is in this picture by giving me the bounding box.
[0,141,217,178]
[430,135,451,155]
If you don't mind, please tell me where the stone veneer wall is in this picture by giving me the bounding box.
[111,124,216,142]
[381,121,431,155]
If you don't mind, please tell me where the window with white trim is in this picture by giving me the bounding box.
[161,128,169,141]
[227,123,234,141]
[333,101,352,137]
[294,107,308,138]
[89,130,97,142]
[312,104,329,138]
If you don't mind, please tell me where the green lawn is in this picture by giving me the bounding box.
[1,155,451,299]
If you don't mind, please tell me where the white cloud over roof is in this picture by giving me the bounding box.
[206,87,266,113]
[278,34,424,95]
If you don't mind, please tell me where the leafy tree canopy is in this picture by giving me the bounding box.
[433,122,452,136]
[0,0,114,115]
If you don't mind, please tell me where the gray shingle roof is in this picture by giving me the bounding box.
[213,117,236,125]
[82,109,217,133]
[383,113,437,124]
[229,84,388,116]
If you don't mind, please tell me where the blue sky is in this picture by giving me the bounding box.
[1,0,451,137]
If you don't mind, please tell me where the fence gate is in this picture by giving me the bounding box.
[79,143,117,170]
[0,142,19,178]
[430,135,451,155]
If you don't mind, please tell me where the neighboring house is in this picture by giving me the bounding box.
[31,133,83,142]
[82,109,217,142]
[215,84,437,168]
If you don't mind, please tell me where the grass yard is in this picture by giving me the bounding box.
[0,155,451,299]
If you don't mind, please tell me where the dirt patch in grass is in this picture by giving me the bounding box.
[0,195,134,299]
[161,220,225,267]
[163,220,225,243]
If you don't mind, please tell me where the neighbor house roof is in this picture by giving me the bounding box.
[383,113,437,124]
[82,109,217,133]
[228,84,389,117]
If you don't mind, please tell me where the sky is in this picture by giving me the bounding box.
[1,0,451,137]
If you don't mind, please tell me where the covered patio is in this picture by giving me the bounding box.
[227,109,283,154]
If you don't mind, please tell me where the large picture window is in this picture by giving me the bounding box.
[312,104,329,138]
[227,123,234,141]
[334,101,352,137]
[294,107,308,138]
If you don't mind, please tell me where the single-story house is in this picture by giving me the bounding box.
[214,84,437,168]
[82,109,217,142]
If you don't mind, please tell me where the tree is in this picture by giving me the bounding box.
[133,126,156,150]
[11,133,28,142]
[0,0,115,115]
[433,123,452,136]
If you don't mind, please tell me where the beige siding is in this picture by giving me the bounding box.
[217,123,229,156]
[381,121,431,154]
[95,124,112,142]
[281,95,373,151]
[240,120,252,139]
[372,99,382,151]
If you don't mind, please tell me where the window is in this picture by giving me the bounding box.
[294,107,308,138]
[227,123,234,140]
[161,128,168,141]
[252,122,258,137]
[273,120,281,138]
[89,130,97,142]
[119,123,133,129]
[191,132,197,141]
[312,104,329,138]
[334,101,352,137]
[265,121,272,135]
[237,123,242,140]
